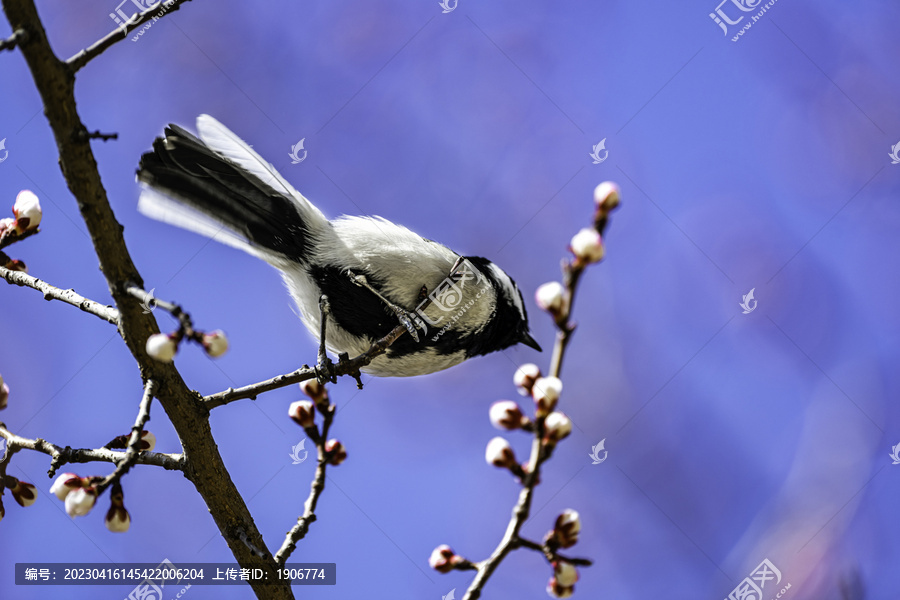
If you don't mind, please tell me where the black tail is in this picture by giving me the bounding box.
[137,124,313,261]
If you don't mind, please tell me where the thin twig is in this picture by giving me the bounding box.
[0,422,184,477]
[96,380,157,494]
[0,27,26,52]
[66,0,194,72]
[0,265,120,324]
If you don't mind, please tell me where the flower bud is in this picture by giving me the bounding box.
[546,579,575,598]
[513,363,541,396]
[105,486,130,533]
[288,400,316,429]
[532,377,562,417]
[553,509,581,548]
[299,379,328,404]
[0,217,14,234]
[535,281,565,314]
[50,473,83,500]
[65,486,97,517]
[593,181,620,212]
[13,190,41,232]
[428,544,457,573]
[11,480,37,507]
[324,439,347,466]
[569,228,605,264]
[489,401,524,430]
[485,437,516,468]
[553,560,579,586]
[201,330,229,357]
[145,333,177,363]
[544,412,572,442]
[139,431,156,452]
[3,259,27,273]
[0,374,8,410]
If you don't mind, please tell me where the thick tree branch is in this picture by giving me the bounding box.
[66,0,193,72]
[0,422,184,475]
[2,1,290,596]
[0,265,120,324]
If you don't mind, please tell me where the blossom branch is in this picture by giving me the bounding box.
[66,0,194,72]
[0,266,120,324]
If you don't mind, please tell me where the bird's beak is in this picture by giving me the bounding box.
[519,332,542,352]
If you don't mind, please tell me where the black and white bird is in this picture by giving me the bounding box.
[136,115,541,377]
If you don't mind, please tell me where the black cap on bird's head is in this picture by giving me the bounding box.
[463,256,542,356]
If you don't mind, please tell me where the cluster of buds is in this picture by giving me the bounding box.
[105,430,156,452]
[544,509,582,597]
[3,476,37,508]
[485,365,573,480]
[428,544,471,573]
[289,379,346,466]
[50,473,98,518]
[145,328,229,363]
[0,190,42,240]
[0,373,9,411]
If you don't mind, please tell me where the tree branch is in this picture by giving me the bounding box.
[66,0,194,72]
[0,265,120,324]
[0,26,26,52]
[96,380,157,494]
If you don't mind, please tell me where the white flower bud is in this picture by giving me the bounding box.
[546,579,575,598]
[13,190,41,232]
[428,544,456,573]
[535,282,565,314]
[569,228,605,264]
[201,330,229,357]
[299,379,328,403]
[532,377,562,417]
[324,439,347,466]
[513,363,541,396]
[140,430,156,452]
[489,401,523,430]
[0,374,8,410]
[50,473,82,501]
[593,181,620,211]
[0,217,14,235]
[145,333,177,362]
[288,400,316,429]
[11,480,37,507]
[553,561,579,586]
[485,436,516,468]
[105,505,131,532]
[65,487,97,517]
[553,509,581,548]
[544,412,572,442]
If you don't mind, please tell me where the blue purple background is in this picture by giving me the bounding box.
[2,0,899,598]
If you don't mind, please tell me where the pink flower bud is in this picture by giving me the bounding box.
[593,181,620,212]
[553,560,579,586]
[535,281,565,314]
[489,401,524,430]
[139,431,156,452]
[324,439,347,466]
[532,377,562,417]
[299,379,328,404]
[485,437,516,468]
[50,473,83,501]
[288,400,316,429]
[553,509,581,548]
[513,363,541,396]
[201,330,229,357]
[65,486,97,517]
[428,544,457,573]
[546,579,575,598]
[0,374,8,410]
[569,228,605,264]
[145,333,177,363]
[105,487,130,533]
[544,412,572,442]
[12,190,41,232]
[11,480,37,507]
